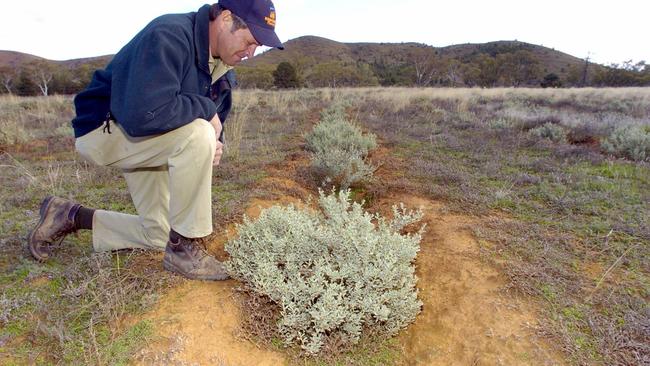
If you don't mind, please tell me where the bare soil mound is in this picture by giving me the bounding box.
[382,194,563,365]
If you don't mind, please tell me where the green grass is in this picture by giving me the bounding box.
[102,320,154,366]
[289,337,402,366]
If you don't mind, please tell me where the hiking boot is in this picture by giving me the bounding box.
[28,196,81,261]
[162,237,230,281]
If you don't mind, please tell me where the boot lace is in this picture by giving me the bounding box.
[189,241,209,259]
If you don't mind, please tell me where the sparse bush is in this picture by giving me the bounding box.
[602,125,650,161]
[54,123,74,137]
[273,61,300,89]
[519,115,562,131]
[306,114,376,157]
[487,118,513,130]
[311,148,376,190]
[225,189,424,355]
[0,119,32,145]
[566,123,605,144]
[540,73,562,88]
[305,105,377,189]
[530,122,567,143]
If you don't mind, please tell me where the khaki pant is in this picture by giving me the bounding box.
[75,119,216,252]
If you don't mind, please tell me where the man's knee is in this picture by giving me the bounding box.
[185,119,216,155]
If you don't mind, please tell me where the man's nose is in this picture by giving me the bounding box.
[246,45,258,58]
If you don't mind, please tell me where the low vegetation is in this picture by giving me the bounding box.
[226,189,424,355]
[345,87,649,365]
[1,87,648,365]
[305,104,377,189]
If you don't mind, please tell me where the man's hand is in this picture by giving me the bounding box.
[209,114,224,166]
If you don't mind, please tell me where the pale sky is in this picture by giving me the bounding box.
[1,0,648,66]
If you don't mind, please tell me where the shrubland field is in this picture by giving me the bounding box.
[0,87,648,365]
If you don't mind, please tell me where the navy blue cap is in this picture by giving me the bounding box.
[219,0,284,50]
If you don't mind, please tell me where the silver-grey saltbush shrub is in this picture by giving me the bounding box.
[305,116,377,157]
[602,125,650,162]
[530,122,567,143]
[305,106,377,189]
[225,190,424,354]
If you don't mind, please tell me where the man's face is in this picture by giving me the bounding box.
[214,15,259,66]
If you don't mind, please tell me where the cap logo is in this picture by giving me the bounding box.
[264,11,276,27]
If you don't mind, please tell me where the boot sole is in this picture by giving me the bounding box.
[162,257,229,281]
[27,196,55,262]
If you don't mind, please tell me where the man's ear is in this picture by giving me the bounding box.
[219,10,234,29]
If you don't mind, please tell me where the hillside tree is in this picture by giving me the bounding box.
[237,66,274,89]
[25,60,56,96]
[497,50,541,86]
[0,66,16,94]
[410,47,438,86]
[371,59,413,86]
[306,61,362,88]
[15,67,39,96]
[273,61,299,88]
[291,55,315,86]
[445,59,464,86]
[541,73,562,88]
[475,54,499,87]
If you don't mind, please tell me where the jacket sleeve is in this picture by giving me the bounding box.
[209,69,236,143]
[110,25,217,137]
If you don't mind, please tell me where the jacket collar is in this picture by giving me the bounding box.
[194,4,211,74]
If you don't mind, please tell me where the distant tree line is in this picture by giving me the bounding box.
[0,59,107,96]
[243,52,650,90]
[591,60,650,87]
[2,52,648,96]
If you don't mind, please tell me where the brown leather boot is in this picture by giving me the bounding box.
[162,235,229,281]
[28,196,81,261]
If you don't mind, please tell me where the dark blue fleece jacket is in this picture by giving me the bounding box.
[72,4,233,139]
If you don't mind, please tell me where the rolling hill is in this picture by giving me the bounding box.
[0,50,112,69]
[242,36,589,79]
[1,36,614,90]
[1,37,587,74]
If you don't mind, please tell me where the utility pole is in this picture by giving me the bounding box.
[581,52,592,87]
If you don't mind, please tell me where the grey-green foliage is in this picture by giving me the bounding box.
[306,110,377,157]
[311,148,376,190]
[602,125,650,161]
[305,105,377,189]
[487,118,513,130]
[529,122,567,143]
[225,189,424,354]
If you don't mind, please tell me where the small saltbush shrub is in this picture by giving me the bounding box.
[305,106,377,189]
[225,189,424,355]
[318,103,347,123]
[487,118,513,130]
[311,149,376,190]
[602,125,650,162]
[530,122,567,143]
[305,115,377,157]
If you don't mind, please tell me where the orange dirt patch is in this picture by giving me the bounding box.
[379,194,564,365]
[134,279,286,366]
